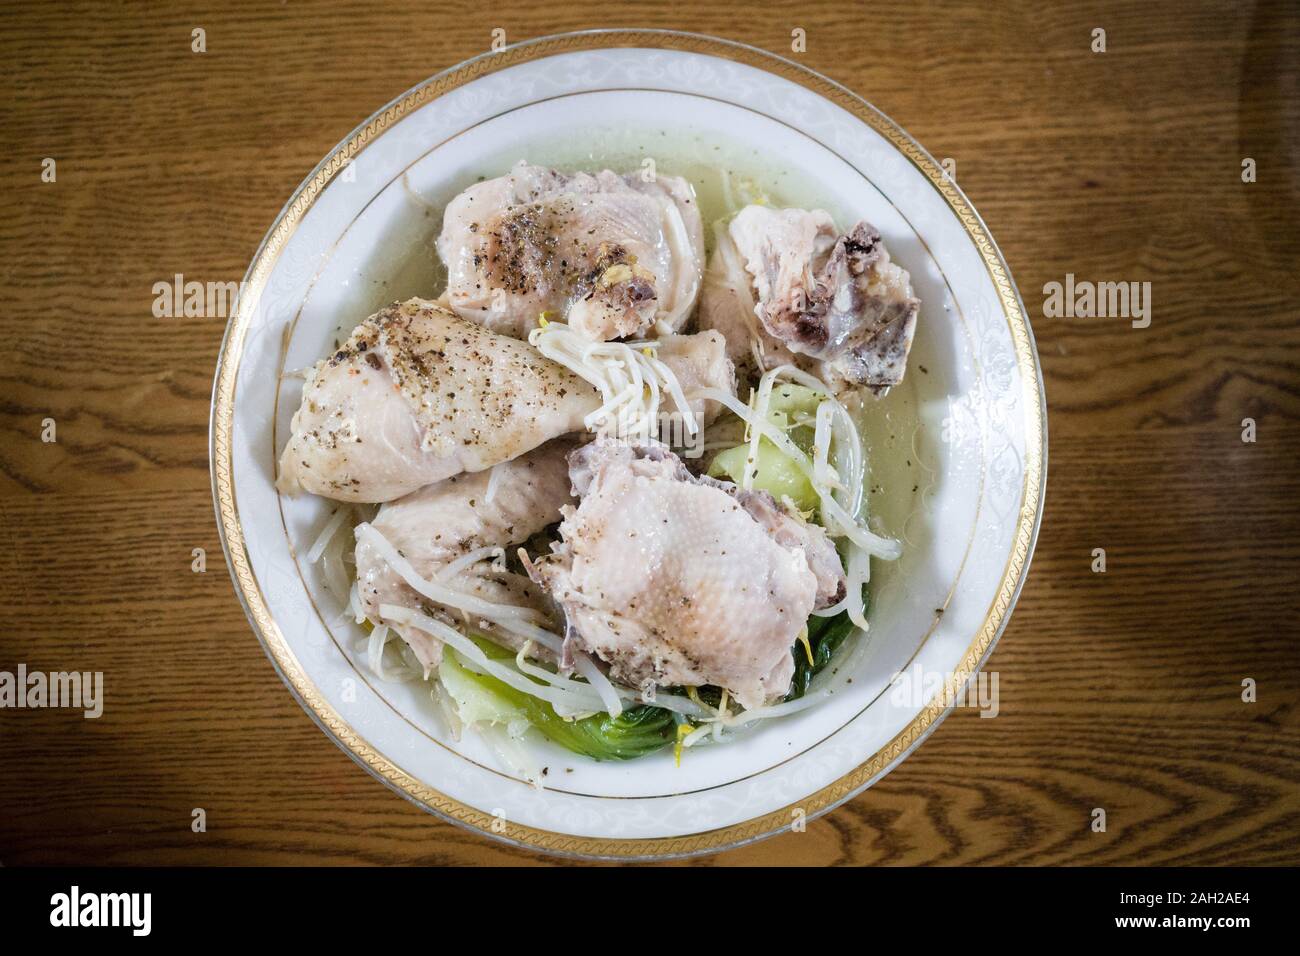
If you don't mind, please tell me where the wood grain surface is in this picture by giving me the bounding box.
[1,0,1297,866]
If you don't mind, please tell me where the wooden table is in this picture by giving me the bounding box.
[1,0,1296,866]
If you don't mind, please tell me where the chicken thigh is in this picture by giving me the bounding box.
[277,298,599,503]
[528,439,846,710]
[438,162,705,341]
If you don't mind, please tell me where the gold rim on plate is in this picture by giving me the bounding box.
[210,29,1047,860]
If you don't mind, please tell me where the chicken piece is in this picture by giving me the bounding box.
[528,439,846,710]
[697,222,798,386]
[731,488,847,609]
[438,162,705,341]
[277,298,599,503]
[278,294,731,503]
[653,329,734,428]
[699,205,919,395]
[354,437,579,674]
[561,443,844,607]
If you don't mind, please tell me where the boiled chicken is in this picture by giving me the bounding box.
[653,329,734,426]
[699,222,791,375]
[438,162,705,341]
[353,437,578,673]
[528,439,846,710]
[277,298,599,503]
[698,205,919,394]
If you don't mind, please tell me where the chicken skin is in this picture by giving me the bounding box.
[438,162,705,341]
[528,439,846,710]
[277,299,599,503]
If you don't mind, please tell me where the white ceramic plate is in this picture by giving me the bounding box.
[212,30,1046,859]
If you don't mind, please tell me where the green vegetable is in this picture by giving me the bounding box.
[520,701,676,761]
[706,384,824,512]
[786,594,866,701]
[766,383,822,421]
[708,439,819,511]
[439,644,526,726]
[439,643,675,761]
